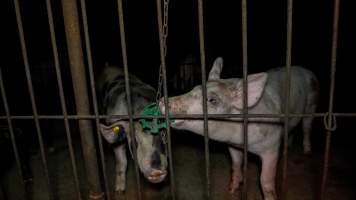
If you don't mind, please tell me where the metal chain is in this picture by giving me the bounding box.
[155,0,169,104]
[156,0,170,144]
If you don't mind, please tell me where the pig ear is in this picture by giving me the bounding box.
[99,123,117,144]
[232,72,268,109]
[208,57,224,80]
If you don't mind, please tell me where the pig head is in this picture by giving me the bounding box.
[159,57,319,200]
[98,65,168,192]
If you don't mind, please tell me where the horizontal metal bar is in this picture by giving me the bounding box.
[2,113,356,120]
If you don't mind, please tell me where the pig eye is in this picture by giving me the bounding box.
[208,97,218,105]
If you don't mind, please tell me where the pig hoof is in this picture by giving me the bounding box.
[229,181,242,193]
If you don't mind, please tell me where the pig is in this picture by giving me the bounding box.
[159,57,319,200]
[97,65,168,192]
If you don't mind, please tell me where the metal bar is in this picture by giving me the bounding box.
[320,0,340,198]
[13,0,53,198]
[155,0,177,199]
[4,112,356,120]
[44,0,82,199]
[197,0,210,198]
[281,0,293,198]
[241,0,248,199]
[60,0,103,199]
[117,0,142,199]
[0,69,27,199]
[79,0,111,198]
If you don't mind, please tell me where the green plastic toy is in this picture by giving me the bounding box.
[139,103,174,134]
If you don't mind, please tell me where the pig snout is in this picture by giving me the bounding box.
[159,97,182,114]
[146,169,167,183]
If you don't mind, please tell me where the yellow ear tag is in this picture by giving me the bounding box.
[112,126,121,134]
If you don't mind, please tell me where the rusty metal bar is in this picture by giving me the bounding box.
[155,0,177,199]
[320,0,340,198]
[79,0,111,198]
[13,0,53,199]
[60,0,103,199]
[241,0,248,199]
[117,0,143,199]
[281,0,293,198]
[0,69,28,199]
[44,0,82,199]
[197,0,211,198]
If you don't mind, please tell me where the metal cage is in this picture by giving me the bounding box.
[0,0,348,199]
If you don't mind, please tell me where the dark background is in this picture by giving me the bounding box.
[1,0,355,191]
[2,0,356,113]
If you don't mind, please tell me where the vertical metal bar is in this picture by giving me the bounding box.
[241,0,248,199]
[79,0,111,199]
[44,0,82,199]
[155,0,177,199]
[60,0,103,199]
[320,0,340,198]
[281,0,293,199]
[197,0,210,198]
[117,0,142,199]
[13,0,53,199]
[0,69,27,199]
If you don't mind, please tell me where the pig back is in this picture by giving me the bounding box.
[251,66,318,123]
[98,66,156,118]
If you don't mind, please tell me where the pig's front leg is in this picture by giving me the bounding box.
[228,147,243,193]
[260,151,278,200]
[113,144,128,192]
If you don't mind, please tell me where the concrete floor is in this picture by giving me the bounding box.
[1,122,355,200]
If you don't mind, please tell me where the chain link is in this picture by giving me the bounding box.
[163,0,169,57]
[156,0,170,144]
[155,0,169,104]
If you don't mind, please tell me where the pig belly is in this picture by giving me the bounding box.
[208,121,283,154]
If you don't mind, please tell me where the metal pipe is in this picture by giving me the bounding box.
[79,0,111,198]
[13,0,53,198]
[281,0,293,198]
[44,0,82,199]
[241,0,248,199]
[155,0,177,199]
[320,0,340,198]
[4,112,356,120]
[117,0,142,199]
[60,0,103,199]
[197,0,211,198]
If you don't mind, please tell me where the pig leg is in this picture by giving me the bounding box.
[302,103,317,154]
[113,144,128,192]
[302,117,313,154]
[260,151,278,200]
[228,147,243,193]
